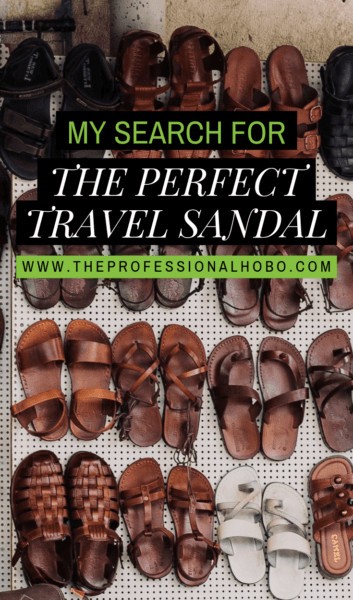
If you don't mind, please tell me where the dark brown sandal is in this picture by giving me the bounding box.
[156,245,204,308]
[65,319,120,440]
[307,328,353,451]
[207,245,261,325]
[10,189,61,309]
[66,452,122,595]
[309,455,353,578]
[160,324,207,458]
[119,458,174,579]
[11,451,72,586]
[260,245,312,331]
[258,336,308,460]
[112,322,162,446]
[208,335,261,459]
[12,320,68,441]
[109,244,154,311]
[167,465,220,586]
[61,245,103,309]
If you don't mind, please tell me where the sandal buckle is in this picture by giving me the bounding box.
[309,104,322,123]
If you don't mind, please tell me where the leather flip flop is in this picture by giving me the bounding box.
[112,321,162,446]
[260,245,312,331]
[66,452,122,595]
[267,45,321,158]
[258,337,308,460]
[316,194,353,312]
[307,328,353,451]
[10,189,61,310]
[61,245,103,309]
[156,245,204,309]
[208,336,261,459]
[166,26,224,159]
[207,245,261,325]
[109,245,154,311]
[12,319,68,441]
[11,451,72,586]
[119,458,174,579]
[220,47,270,159]
[216,466,265,584]
[65,319,120,440]
[159,324,207,457]
[167,465,220,586]
[309,455,353,579]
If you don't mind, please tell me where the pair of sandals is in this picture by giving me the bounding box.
[216,466,310,600]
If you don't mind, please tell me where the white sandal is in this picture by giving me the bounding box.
[215,466,266,584]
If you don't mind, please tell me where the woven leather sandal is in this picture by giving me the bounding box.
[65,319,120,441]
[0,585,65,600]
[109,245,154,311]
[167,465,220,586]
[11,451,72,586]
[156,245,204,308]
[12,320,68,441]
[309,455,353,578]
[119,458,174,579]
[66,452,122,595]
[0,38,61,179]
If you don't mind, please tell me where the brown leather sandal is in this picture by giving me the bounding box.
[258,336,308,460]
[220,47,271,159]
[12,320,68,441]
[156,245,204,308]
[109,244,154,311]
[11,451,72,586]
[208,335,261,459]
[309,455,353,578]
[61,245,103,309]
[316,194,353,312]
[166,26,224,159]
[66,452,122,595]
[112,322,162,446]
[307,328,353,452]
[260,245,312,331]
[207,245,261,325]
[167,465,220,586]
[160,324,207,457]
[267,45,322,158]
[65,319,120,440]
[119,458,174,579]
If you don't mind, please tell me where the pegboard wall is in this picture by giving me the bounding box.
[0,48,352,600]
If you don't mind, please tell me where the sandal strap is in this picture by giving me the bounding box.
[18,335,64,370]
[264,279,312,319]
[70,389,120,435]
[161,341,207,405]
[171,28,224,76]
[217,480,261,520]
[218,518,264,554]
[2,105,52,140]
[267,530,310,567]
[11,389,67,437]
[128,526,174,574]
[176,532,220,581]
[213,384,261,424]
[63,77,120,110]
[65,339,111,366]
[121,478,165,533]
[263,389,308,424]
[73,523,121,544]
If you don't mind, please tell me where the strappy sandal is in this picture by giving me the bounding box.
[12,320,68,441]
[10,189,61,310]
[11,451,72,586]
[156,245,204,308]
[307,328,353,451]
[207,245,261,325]
[166,26,224,159]
[61,245,103,309]
[113,29,169,159]
[258,336,308,460]
[167,465,220,586]
[215,466,265,583]
[112,322,162,447]
[109,244,154,311]
[119,458,174,579]
[159,324,207,458]
[0,38,61,179]
[65,319,120,441]
[260,245,312,331]
[309,455,353,579]
[316,194,353,312]
[208,336,261,459]
[66,452,122,595]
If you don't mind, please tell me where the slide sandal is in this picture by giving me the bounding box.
[216,466,265,583]
[156,245,204,309]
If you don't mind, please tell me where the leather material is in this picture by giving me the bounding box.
[0,585,65,600]
[109,244,154,311]
[156,245,204,308]
[62,245,103,309]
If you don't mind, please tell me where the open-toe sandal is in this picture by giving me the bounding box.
[112,322,162,446]
[119,458,174,579]
[12,320,68,441]
[109,244,154,311]
[258,336,308,460]
[156,245,204,308]
[61,245,103,309]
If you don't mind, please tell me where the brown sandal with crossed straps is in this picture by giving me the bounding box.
[119,458,174,579]
[159,324,207,458]
[309,456,353,578]
[167,465,220,586]
[12,320,68,441]
[65,319,120,441]
[66,452,122,595]
[112,322,162,446]
[258,336,308,460]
